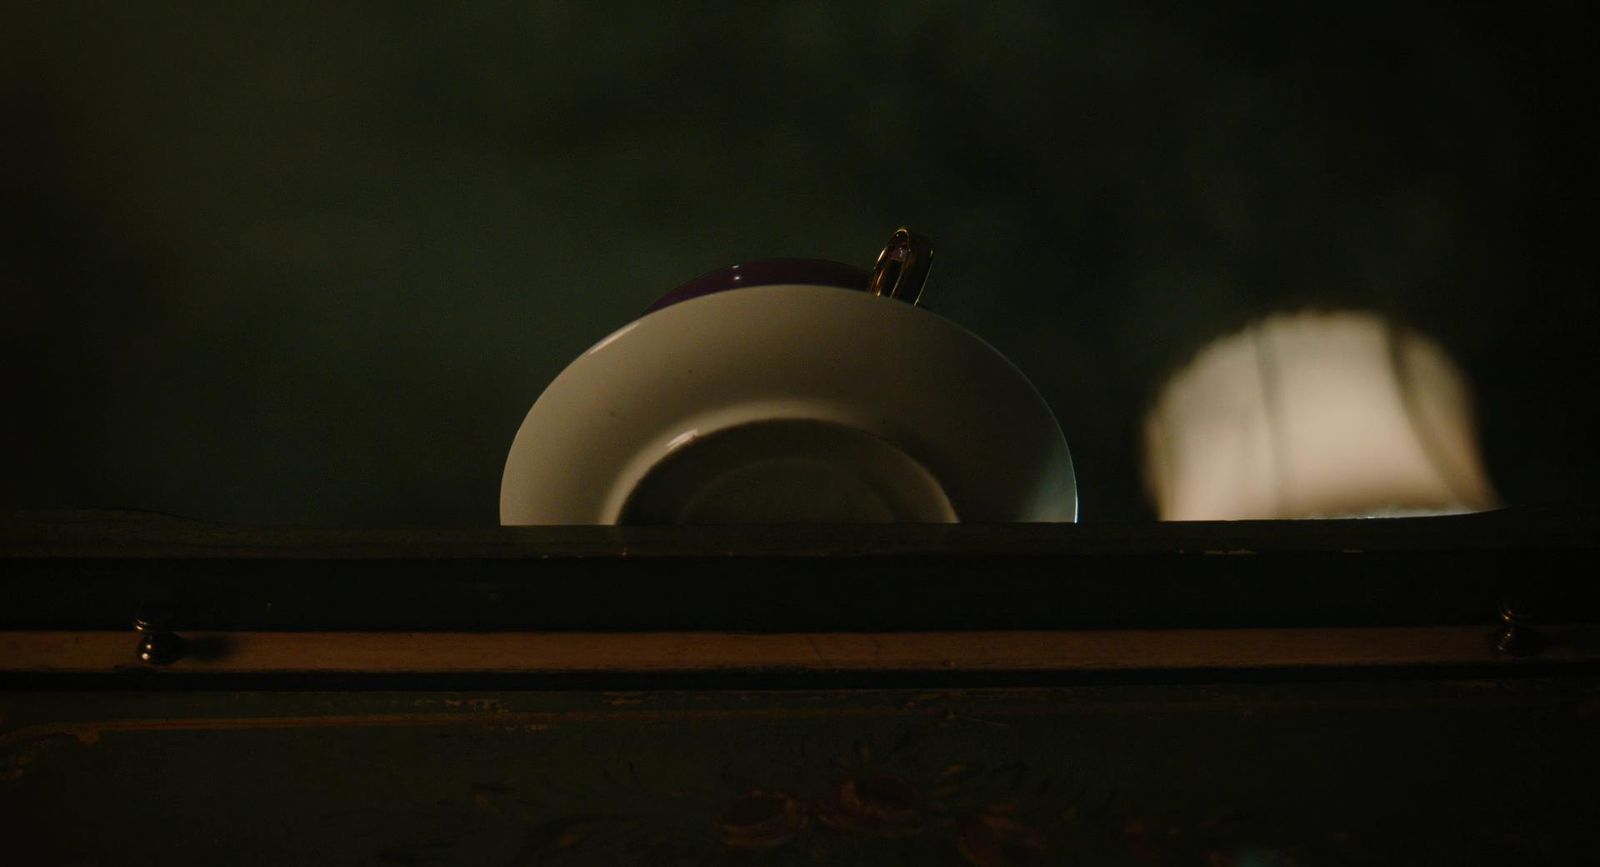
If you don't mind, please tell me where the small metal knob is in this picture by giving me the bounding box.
[867,227,933,305]
[1490,599,1542,658]
[134,614,187,666]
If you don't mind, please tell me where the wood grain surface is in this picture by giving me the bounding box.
[6,625,1599,673]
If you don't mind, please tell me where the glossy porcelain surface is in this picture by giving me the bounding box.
[501,284,1076,524]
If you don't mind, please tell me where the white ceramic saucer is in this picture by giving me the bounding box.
[500,284,1076,524]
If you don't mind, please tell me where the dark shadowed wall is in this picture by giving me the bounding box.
[2,2,1594,524]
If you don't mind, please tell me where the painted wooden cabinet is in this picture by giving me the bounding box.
[3,511,1597,865]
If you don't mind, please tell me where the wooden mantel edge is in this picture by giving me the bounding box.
[3,626,1598,674]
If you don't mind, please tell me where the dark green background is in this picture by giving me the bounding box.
[3,2,1594,524]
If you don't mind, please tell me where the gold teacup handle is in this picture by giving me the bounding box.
[867,227,933,305]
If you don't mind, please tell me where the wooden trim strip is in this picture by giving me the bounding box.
[7,508,1597,559]
[3,627,1598,674]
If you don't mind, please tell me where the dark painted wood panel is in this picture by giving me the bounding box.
[4,681,1595,865]
[2,510,1596,631]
